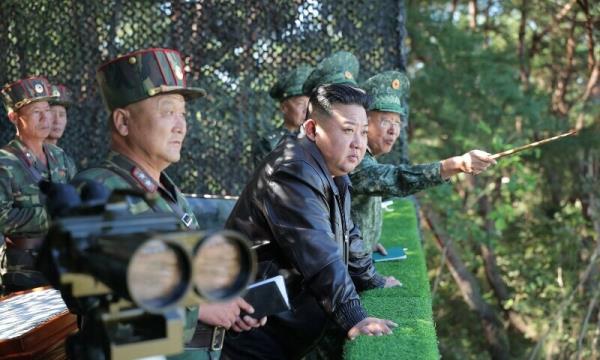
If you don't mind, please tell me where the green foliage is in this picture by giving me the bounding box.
[405,1,599,358]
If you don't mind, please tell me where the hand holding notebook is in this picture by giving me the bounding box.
[240,275,290,319]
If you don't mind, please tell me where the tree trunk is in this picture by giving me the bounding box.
[551,19,576,115]
[529,0,577,58]
[482,0,492,46]
[518,0,529,86]
[419,201,511,360]
[450,0,458,20]
[468,0,477,29]
[578,0,595,73]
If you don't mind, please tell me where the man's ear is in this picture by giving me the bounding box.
[7,111,18,126]
[304,118,317,141]
[112,108,130,136]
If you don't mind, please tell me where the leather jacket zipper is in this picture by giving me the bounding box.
[334,194,349,265]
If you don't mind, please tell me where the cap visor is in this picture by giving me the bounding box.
[158,86,207,100]
[15,95,59,110]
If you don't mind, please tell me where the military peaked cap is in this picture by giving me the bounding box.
[360,70,410,116]
[97,48,206,111]
[269,64,313,101]
[1,76,57,113]
[302,51,359,95]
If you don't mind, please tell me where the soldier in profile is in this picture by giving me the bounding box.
[253,64,312,166]
[0,76,76,293]
[74,48,265,359]
[350,71,496,255]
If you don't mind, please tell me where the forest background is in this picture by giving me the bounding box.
[406,1,599,359]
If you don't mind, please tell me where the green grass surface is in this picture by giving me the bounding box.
[344,199,440,359]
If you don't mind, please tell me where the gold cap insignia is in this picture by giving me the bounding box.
[128,56,137,65]
[344,71,353,79]
[391,79,400,89]
[34,84,44,94]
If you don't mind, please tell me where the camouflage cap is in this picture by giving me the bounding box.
[1,76,57,114]
[269,64,313,102]
[49,84,75,107]
[302,51,359,95]
[97,48,206,111]
[360,70,410,116]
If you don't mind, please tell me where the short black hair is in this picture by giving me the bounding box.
[306,83,372,120]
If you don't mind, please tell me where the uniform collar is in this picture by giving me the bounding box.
[9,138,54,166]
[107,151,178,199]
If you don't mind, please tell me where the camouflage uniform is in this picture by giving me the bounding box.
[0,76,76,292]
[350,71,447,252]
[254,65,312,166]
[73,151,204,358]
[350,71,445,252]
[0,139,77,235]
[350,151,445,251]
[88,48,217,359]
[74,152,198,223]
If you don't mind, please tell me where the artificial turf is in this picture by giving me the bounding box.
[344,198,440,359]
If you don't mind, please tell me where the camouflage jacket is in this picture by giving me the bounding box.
[0,138,76,238]
[253,126,298,168]
[349,151,446,251]
[74,151,199,227]
[73,151,200,346]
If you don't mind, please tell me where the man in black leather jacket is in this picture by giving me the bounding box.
[223,84,401,359]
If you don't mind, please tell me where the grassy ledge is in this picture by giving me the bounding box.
[344,198,440,360]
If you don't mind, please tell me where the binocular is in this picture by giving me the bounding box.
[38,181,256,359]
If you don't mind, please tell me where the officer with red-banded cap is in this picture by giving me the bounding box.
[45,84,77,178]
[0,76,77,294]
[74,48,265,359]
[46,84,74,146]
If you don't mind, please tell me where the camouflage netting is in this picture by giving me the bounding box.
[0,0,408,195]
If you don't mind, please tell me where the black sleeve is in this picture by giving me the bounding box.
[347,217,386,291]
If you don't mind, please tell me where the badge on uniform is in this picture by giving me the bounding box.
[181,213,193,228]
[131,167,157,192]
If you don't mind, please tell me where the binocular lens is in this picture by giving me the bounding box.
[128,239,189,310]
[193,231,254,300]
